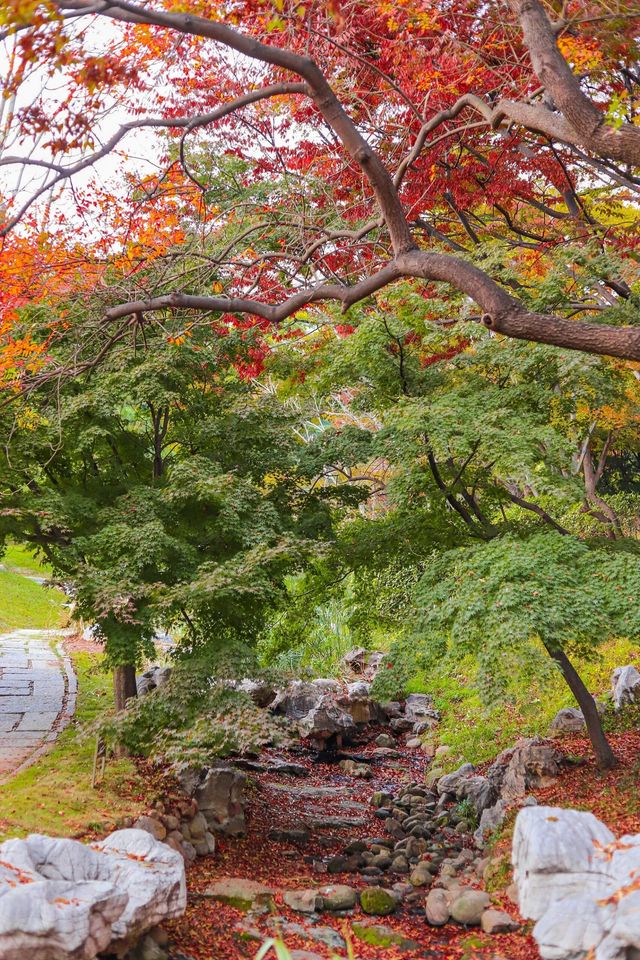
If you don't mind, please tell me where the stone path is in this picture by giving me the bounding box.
[0,629,77,780]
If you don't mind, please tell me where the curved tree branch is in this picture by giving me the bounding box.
[512,0,640,166]
[9,0,640,363]
[0,82,308,236]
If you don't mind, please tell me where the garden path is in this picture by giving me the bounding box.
[0,629,76,781]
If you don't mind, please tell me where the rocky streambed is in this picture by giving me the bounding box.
[1,653,639,960]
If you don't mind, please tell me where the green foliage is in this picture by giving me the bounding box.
[454,798,478,829]
[100,652,288,765]
[411,531,640,700]
[0,328,348,668]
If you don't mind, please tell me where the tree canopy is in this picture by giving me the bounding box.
[1,0,640,368]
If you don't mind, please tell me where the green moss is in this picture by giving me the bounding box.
[359,887,396,916]
[352,923,417,948]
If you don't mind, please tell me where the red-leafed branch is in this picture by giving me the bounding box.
[5,0,640,364]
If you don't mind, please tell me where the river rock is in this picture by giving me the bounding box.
[204,878,275,911]
[359,887,397,916]
[449,890,491,925]
[282,889,318,913]
[480,908,520,933]
[375,734,395,748]
[133,816,167,842]
[339,759,373,778]
[409,862,433,887]
[317,884,357,911]
[611,665,640,710]
[352,922,420,949]
[0,829,186,960]
[425,888,450,926]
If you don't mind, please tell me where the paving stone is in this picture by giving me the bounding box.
[17,712,59,731]
[0,715,21,733]
[4,733,44,748]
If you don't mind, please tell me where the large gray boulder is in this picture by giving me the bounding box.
[435,763,495,815]
[237,679,277,708]
[456,775,496,815]
[513,805,640,960]
[298,700,356,742]
[403,693,439,724]
[179,766,247,837]
[611,665,640,710]
[437,763,477,797]
[489,737,562,801]
[136,665,172,697]
[0,829,185,960]
[271,681,325,720]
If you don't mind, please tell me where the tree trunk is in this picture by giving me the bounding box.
[113,664,137,711]
[544,641,617,770]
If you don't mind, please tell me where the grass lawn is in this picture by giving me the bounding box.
[2,543,53,576]
[0,568,66,632]
[0,543,65,632]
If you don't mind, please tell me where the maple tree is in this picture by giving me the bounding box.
[258,274,639,769]
[0,0,639,374]
[0,320,358,706]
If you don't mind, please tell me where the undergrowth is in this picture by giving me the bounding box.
[393,637,640,768]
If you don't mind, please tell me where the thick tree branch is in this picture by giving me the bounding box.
[103,248,640,362]
[512,0,640,166]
